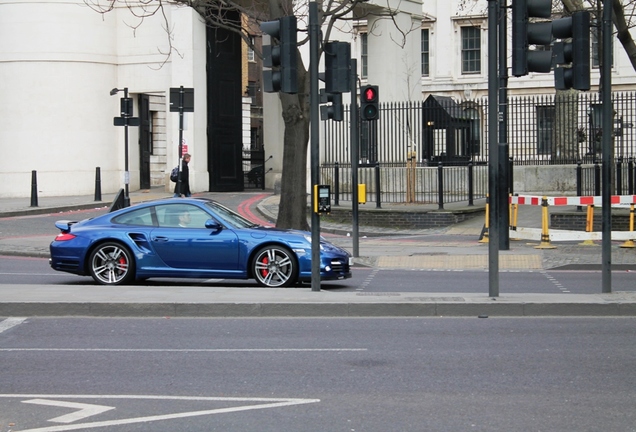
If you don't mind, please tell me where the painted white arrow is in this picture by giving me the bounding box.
[22,399,114,423]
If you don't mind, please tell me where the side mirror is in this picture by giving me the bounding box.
[205,219,223,231]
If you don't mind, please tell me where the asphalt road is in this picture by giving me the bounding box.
[3,255,636,295]
[1,316,635,431]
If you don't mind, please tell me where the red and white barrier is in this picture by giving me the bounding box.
[504,194,636,247]
[510,194,636,207]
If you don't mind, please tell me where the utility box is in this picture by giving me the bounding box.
[358,184,366,204]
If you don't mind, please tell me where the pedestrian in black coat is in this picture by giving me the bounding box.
[174,153,191,197]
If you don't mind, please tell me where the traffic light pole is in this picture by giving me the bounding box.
[601,0,613,293]
[498,0,509,251]
[123,87,130,207]
[488,0,500,297]
[176,86,185,197]
[350,59,359,258]
[309,2,321,292]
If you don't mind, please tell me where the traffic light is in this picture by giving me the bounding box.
[360,85,379,121]
[260,16,297,94]
[552,11,591,91]
[319,89,344,121]
[512,0,554,77]
[325,41,351,94]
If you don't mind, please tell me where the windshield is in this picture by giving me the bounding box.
[205,201,258,229]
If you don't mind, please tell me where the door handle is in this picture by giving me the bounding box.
[153,236,169,242]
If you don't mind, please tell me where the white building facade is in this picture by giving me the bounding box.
[1,0,635,198]
[0,1,208,198]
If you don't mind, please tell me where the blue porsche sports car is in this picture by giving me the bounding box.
[49,198,352,287]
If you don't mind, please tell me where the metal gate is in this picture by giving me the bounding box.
[243,149,266,190]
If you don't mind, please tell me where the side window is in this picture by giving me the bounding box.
[112,207,154,226]
[156,204,213,229]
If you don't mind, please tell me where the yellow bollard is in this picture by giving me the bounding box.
[479,194,489,243]
[509,194,520,241]
[579,205,597,246]
[535,196,556,249]
[620,204,636,248]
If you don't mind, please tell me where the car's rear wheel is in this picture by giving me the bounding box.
[252,245,298,288]
[88,242,135,285]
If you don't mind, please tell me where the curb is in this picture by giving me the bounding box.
[1,301,635,317]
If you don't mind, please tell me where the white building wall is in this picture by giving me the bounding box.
[0,1,206,198]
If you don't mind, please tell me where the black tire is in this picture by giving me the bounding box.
[252,245,298,288]
[88,242,136,285]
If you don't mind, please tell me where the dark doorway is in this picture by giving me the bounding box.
[138,94,152,190]
[207,10,244,191]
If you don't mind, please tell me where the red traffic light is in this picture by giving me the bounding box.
[360,85,379,121]
[363,86,378,102]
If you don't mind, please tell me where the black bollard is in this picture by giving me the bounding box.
[94,167,102,201]
[30,170,38,207]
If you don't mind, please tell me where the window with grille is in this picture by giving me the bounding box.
[536,105,555,155]
[421,29,429,77]
[361,33,368,79]
[461,26,481,74]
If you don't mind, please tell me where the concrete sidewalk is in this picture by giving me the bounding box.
[1,285,635,317]
[1,188,635,317]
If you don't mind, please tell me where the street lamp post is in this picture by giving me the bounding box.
[111,87,139,208]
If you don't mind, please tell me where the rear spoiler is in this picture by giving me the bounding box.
[55,220,78,232]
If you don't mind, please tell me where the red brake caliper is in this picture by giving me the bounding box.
[118,256,126,274]
[260,256,269,277]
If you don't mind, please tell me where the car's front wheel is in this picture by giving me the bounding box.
[252,245,298,288]
[88,242,135,285]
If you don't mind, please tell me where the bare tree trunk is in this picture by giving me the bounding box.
[553,89,579,161]
[276,60,311,230]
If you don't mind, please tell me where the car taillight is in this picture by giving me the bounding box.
[55,233,76,241]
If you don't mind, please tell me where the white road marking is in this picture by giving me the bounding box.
[0,348,366,353]
[22,399,114,423]
[0,317,26,334]
[0,394,320,432]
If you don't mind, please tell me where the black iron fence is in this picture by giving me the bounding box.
[579,158,636,196]
[320,91,636,205]
[322,91,636,166]
[320,162,489,207]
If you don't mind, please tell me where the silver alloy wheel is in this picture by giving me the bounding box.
[253,245,297,287]
[89,242,135,285]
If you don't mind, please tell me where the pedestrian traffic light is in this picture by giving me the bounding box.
[260,16,298,94]
[325,41,351,94]
[512,0,554,77]
[552,11,591,91]
[360,85,379,121]
[319,89,344,121]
